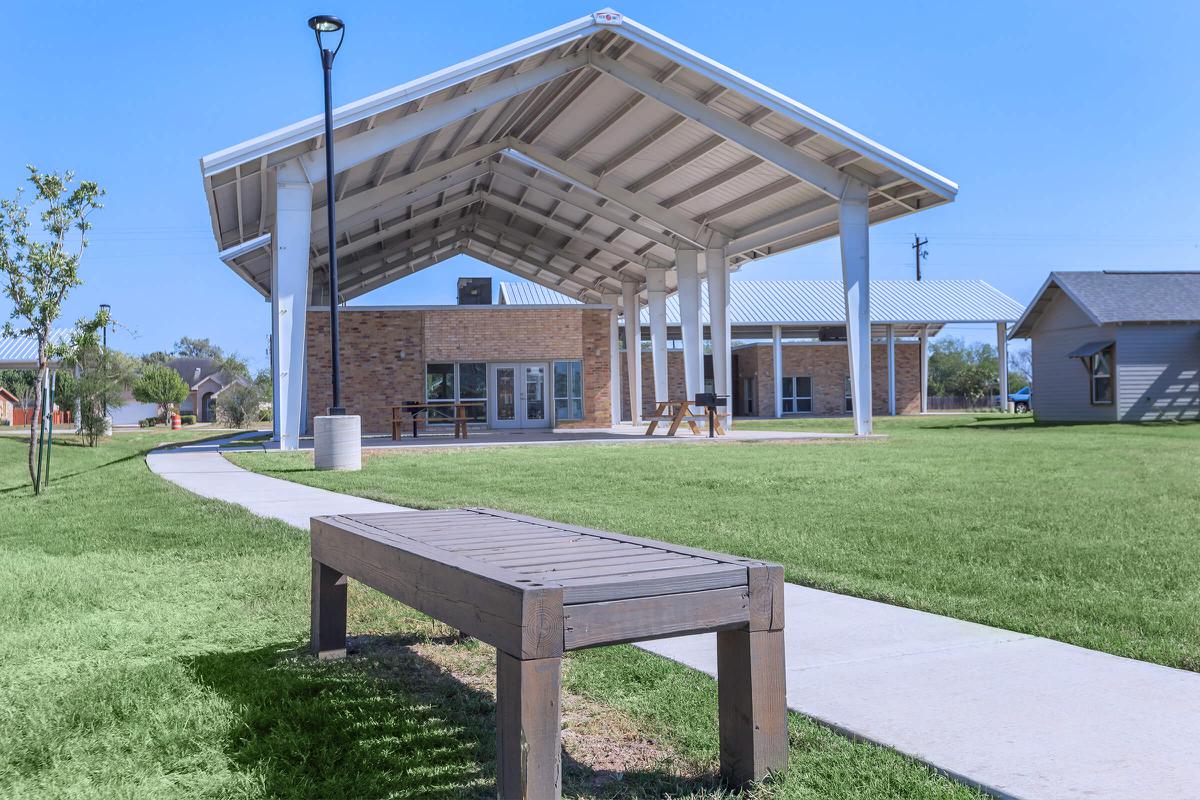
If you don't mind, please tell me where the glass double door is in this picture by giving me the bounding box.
[490,363,550,428]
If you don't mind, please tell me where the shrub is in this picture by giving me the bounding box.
[138,417,160,428]
[179,414,196,425]
[216,384,261,429]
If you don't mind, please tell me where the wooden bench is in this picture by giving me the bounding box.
[391,402,484,440]
[310,508,786,799]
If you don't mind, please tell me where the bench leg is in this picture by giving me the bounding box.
[717,628,788,788]
[310,560,347,660]
[496,650,562,799]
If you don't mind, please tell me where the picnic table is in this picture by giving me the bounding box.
[310,508,786,799]
[644,399,726,437]
[390,401,485,440]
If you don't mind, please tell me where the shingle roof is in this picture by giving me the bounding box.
[499,279,1023,327]
[1050,271,1200,324]
[1011,271,1200,338]
[0,329,72,367]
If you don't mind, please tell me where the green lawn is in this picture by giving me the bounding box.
[0,431,977,798]
[232,415,1200,672]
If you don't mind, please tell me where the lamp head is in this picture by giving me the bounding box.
[308,15,344,33]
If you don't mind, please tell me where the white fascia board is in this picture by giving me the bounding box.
[1009,273,1101,339]
[613,14,959,201]
[200,15,601,178]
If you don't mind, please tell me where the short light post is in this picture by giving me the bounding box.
[307,14,361,470]
[99,303,110,417]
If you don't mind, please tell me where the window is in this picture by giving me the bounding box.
[458,362,487,421]
[844,377,853,413]
[781,376,812,414]
[425,363,487,422]
[1090,347,1114,404]
[553,360,583,421]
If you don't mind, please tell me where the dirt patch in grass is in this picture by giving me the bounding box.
[347,617,715,798]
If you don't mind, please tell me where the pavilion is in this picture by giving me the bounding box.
[200,9,958,449]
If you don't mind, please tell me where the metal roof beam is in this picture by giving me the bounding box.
[464,242,600,302]
[505,138,726,247]
[295,52,589,184]
[339,228,471,294]
[469,229,619,295]
[343,242,467,301]
[472,218,633,285]
[482,192,669,270]
[314,191,482,268]
[587,52,864,199]
[337,215,477,284]
[492,159,676,248]
[313,141,502,233]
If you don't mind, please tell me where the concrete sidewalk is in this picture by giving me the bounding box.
[146,436,405,528]
[147,441,1200,800]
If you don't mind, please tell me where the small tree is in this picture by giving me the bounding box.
[0,166,104,484]
[133,364,188,423]
[58,314,133,446]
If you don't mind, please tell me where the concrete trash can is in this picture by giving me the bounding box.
[314,415,362,471]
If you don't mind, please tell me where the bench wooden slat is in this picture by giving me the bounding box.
[485,544,676,569]
[522,554,711,580]
[563,586,750,650]
[559,563,748,603]
[468,508,772,569]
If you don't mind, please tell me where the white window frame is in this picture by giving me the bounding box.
[1089,347,1114,405]
[425,362,488,422]
[553,360,584,422]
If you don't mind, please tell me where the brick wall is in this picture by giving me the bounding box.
[306,307,611,434]
[732,342,921,417]
[615,341,921,419]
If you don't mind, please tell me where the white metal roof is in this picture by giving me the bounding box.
[201,9,957,305]
[0,329,71,368]
[501,279,1021,337]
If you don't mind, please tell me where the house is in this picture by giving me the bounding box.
[299,277,1022,436]
[0,387,17,425]
[168,358,247,422]
[1011,271,1200,422]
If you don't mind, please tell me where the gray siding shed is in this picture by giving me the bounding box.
[1114,324,1200,421]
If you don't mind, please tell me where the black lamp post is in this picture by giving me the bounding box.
[309,14,346,415]
[99,303,110,417]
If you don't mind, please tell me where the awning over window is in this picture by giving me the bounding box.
[1067,340,1114,359]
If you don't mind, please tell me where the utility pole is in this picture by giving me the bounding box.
[912,234,929,281]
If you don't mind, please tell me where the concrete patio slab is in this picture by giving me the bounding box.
[148,436,1200,800]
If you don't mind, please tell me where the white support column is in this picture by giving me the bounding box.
[772,325,783,418]
[839,180,873,436]
[646,267,670,404]
[621,279,643,424]
[676,248,703,401]
[601,291,622,426]
[271,163,314,451]
[919,325,930,414]
[886,324,896,416]
[706,247,732,427]
[997,322,1009,411]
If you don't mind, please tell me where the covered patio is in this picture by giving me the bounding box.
[200,9,957,450]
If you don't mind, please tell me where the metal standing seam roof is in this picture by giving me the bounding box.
[0,329,72,368]
[1011,271,1200,338]
[200,9,957,306]
[500,279,1023,333]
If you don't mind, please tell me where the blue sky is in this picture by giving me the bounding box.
[6,0,1199,369]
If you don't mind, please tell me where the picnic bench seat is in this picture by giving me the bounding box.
[310,508,786,799]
